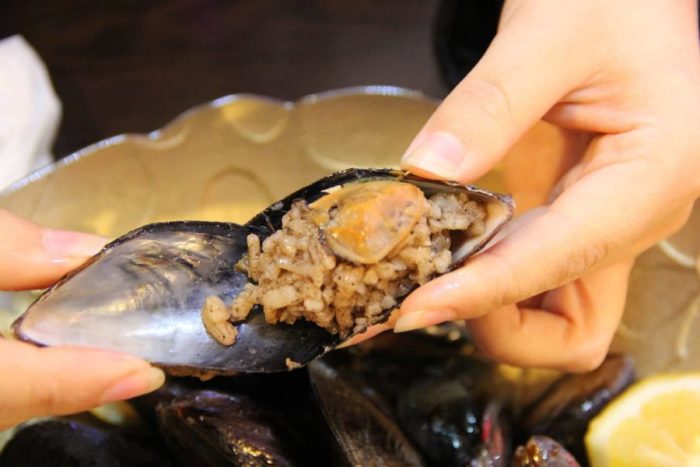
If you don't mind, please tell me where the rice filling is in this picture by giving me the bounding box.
[201,184,487,345]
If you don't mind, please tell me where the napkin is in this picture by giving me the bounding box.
[0,35,61,191]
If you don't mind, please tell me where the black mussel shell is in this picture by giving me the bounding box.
[309,358,426,467]
[0,419,170,467]
[518,355,635,464]
[13,222,341,374]
[156,390,306,467]
[396,376,511,467]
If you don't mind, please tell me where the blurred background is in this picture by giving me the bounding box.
[0,0,501,159]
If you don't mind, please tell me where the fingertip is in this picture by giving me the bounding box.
[41,229,108,259]
[393,309,456,333]
[400,131,470,182]
[400,270,469,316]
[337,324,391,348]
[99,367,166,404]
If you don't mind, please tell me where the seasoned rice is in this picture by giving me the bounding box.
[202,186,486,345]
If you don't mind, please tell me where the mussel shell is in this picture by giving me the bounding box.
[309,358,426,467]
[0,419,170,467]
[13,168,512,375]
[13,222,339,374]
[396,376,511,467]
[518,355,635,463]
[156,390,305,466]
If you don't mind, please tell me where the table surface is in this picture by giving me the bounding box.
[1,0,448,159]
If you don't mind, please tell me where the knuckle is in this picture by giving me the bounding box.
[548,209,613,284]
[562,349,607,373]
[31,378,63,416]
[560,330,610,373]
[474,337,511,364]
[566,241,610,279]
[477,251,523,310]
[457,78,514,129]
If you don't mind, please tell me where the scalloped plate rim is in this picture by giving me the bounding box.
[0,85,436,197]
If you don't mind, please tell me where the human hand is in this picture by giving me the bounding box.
[360,0,700,371]
[0,210,165,429]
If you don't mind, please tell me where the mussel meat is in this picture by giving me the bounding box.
[512,436,581,467]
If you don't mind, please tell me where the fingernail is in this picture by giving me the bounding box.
[401,132,467,179]
[394,310,455,333]
[336,339,356,349]
[100,367,165,404]
[42,229,107,258]
[337,324,390,349]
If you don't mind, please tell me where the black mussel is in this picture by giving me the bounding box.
[156,389,307,466]
[518,355,635,464]
[309,358,426,467]
[13,168,512,375]
[396,376,511,467]
[12,222,342,375]
[0,419,170,467]
[338,332,503,414]
[513,436,581,467]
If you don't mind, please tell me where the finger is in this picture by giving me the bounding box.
[394,152,692,329]
[401,4,593,183]
[466,259,633,372]
[0,340,165,429]
[337,323,392,348]
[0,210,107,290]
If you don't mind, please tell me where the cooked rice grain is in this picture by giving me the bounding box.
[202,190,486,345]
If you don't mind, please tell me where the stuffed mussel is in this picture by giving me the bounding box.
[13,169,513,375]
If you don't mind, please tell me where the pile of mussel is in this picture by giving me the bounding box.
[1,169,636,465]
[0,331,634,466]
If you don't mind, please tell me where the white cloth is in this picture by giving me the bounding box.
[0,35,61,191]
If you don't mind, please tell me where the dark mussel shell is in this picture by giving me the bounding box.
[513,436,581,467]
[396,375,511,467]
[518,355,635,464]
[309,358,426,467]
[0,419,170,467]
[13,168,512,375]
[156,390,307,467]
[13,222,340,375]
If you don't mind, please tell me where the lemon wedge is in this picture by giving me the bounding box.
[585,373,700,467]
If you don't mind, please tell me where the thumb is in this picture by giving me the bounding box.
[0,210,107,290]
[0,339,165,429]
[401,6,587,182]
